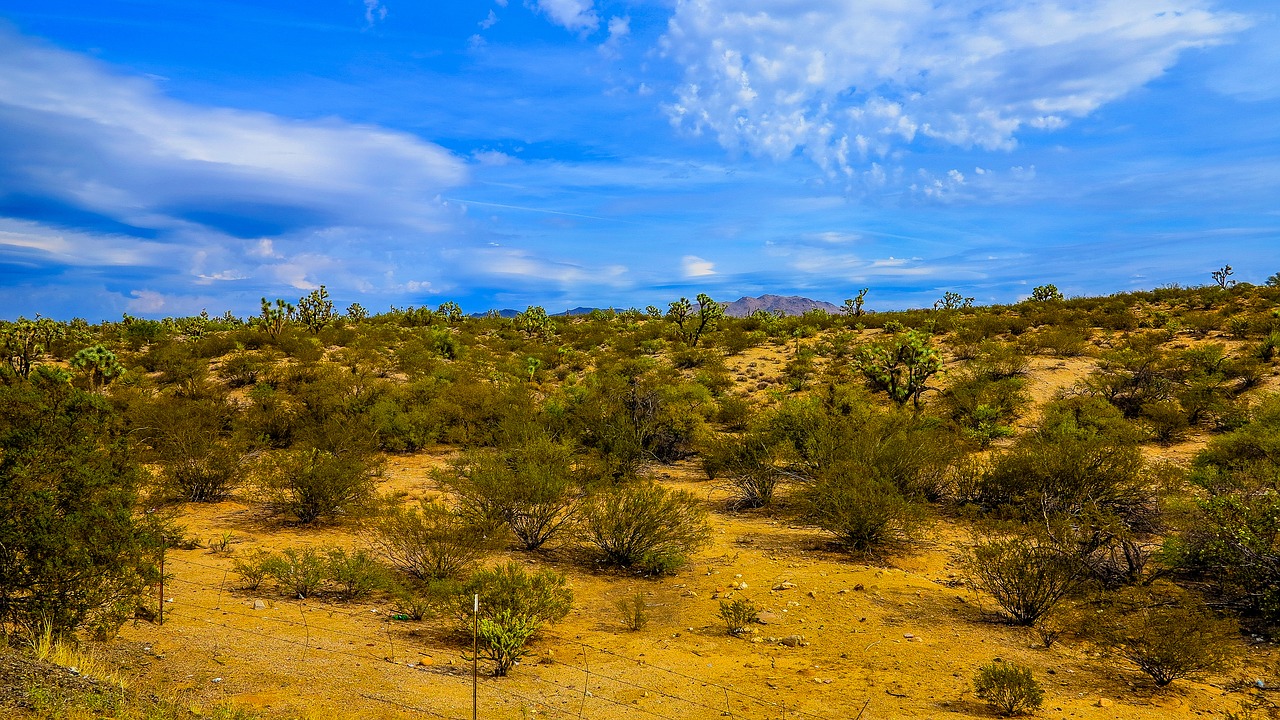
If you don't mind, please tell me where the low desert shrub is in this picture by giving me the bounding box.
[803,471,925,554]
[718,598,760,636]
[1100,585,1240,687]
[965,538,1083,626]
[370,498,492,580]
[261,447,381,524]
[231,549,275,591]
[325,547,388,600]
[462,562,573,628]
[264,547,327,598]
[581,480,711,574]
[615,592,650,631]
[973,661,1044,716]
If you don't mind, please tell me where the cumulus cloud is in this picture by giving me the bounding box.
[530,0,599,32]
[662,0,1251,175]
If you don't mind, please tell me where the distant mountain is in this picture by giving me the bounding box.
[723,294,842,318]
[553,307,599,317]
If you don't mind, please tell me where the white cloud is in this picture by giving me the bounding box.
[530,0,599,32]
[682,255,716,277]
[480,10,499,30]
[608,15,630,39]
[127,290,168,313]
[662,0,1251,175]
[363,0,387,26]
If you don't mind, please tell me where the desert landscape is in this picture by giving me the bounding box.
[3,282,1280,720]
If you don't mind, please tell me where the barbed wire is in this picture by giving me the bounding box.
[162,554,858,719]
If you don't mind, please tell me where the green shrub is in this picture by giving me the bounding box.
[718,597,759,636]
[231,549,275,591]
[965,538,1083,626]
[973,661,1044,716]
[371,499,492,580]
[265,547,327,598]
[261,447,381,524]
[803,471,924,554]
[581,480,711,574]
[0,379,152,636]
[325,547,388,600]
[477,609,540,677]
[615,592,649,631]
[1100,586,1239,687]
[441,434,578,551]
[463,562,572,627]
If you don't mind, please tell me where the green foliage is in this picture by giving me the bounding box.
[325,547,388,600]
[852,329,941,408]
[463,562,572,626]
[296,285,335,334]
[231,549,274,591]
[718,597,759,635]
[965,538,1084,626]
[805,470,924,554]
[1029,284,1064,302]
[0,379,152,636]
[940,346,1029,445]
[1178,398,1280,626]
[477,609,540,676]
[264,547,328,598]
[841,288,870,318]
[615,592,649,631]
[70,344,124,391]
[973,661,1044,716]
[463,563,571,677]
[257,298,295,337]
[346,302,368,322]
[581,480,711,574]
[974,398,1154,532]
[131,396,245,502]
[1,316,65,380]
[516,305,555,339]
[934,291,974,310]
[371,499,492,580]
[1099,585,1239,687]
[261,447,381,524]
[441,433,578,550]
[666,293,725,347]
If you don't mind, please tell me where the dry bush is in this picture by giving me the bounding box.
[370,499,492,580]
[581,480,711,575]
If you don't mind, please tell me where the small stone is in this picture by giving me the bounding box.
[1095,698,1113,708]
[773,581,796,591]
[252,600,266,610]
[780,635,807,647]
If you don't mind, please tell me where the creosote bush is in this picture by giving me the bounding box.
[261,447,382,524]
[974,661,1044,716]
[370,498,493,580]
[1100,585,1240,687]
[581,480,711,575]
[965,538,1083,626]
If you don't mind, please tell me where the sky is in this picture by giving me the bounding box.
[0,0,1277,321]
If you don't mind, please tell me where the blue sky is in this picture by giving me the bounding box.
[0,0,1277,320]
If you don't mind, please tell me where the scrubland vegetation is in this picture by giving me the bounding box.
[3,276,1280,718]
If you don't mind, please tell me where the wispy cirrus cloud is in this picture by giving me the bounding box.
[661,0,1252,177]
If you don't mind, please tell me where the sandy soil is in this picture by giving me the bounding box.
[97,333,1280,720]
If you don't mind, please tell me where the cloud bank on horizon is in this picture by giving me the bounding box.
[0,1,1277,320]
